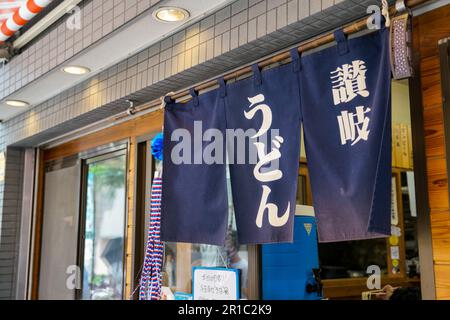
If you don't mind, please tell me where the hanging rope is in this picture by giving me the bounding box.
[382,0,391,27]
[139,174,163,300]
[217,247,229,269]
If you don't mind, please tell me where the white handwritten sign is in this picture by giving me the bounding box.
[391,177,399,226]
[192,267,240,300]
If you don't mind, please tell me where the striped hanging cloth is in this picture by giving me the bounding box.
[139,174,163,300]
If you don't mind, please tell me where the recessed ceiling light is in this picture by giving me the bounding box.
[62,65,91,75]
[5,100,29,107]
[153,7,190,23]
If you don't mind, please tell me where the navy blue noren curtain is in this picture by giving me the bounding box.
[300,28,392,242]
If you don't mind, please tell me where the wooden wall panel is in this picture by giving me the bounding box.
[415,3,450,299]
[420,57,443,109]
[416,6,450,58]
[430,210,450,262]
[426,157,449,210]
[423,105,446,159]
[435,265,450,299]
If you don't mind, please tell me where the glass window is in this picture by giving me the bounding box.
[39,158,80,300]
[81,152,127,300]
[318,240,388,279]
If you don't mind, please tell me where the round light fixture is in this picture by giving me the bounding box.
[153,7,190,22]
[5,100,29,107]
[62,65,91,75]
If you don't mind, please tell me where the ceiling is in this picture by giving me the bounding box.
[0,0,234,121]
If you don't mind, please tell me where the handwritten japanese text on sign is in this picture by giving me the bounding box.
[192,267,240,300]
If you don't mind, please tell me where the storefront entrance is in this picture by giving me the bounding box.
[23,2,450,302]
[35,144,128,300]
[30,75,428,300]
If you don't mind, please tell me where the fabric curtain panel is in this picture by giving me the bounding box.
[161,28,392,245]
[224,51,302,244]
[300,28,392,242]
[162,84,229,246]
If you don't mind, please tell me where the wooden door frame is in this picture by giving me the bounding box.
[30,149,45,300]
[408,21,437,299]
[439,38,450,205]
[75,146,129,300]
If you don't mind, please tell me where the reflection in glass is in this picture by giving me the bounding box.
[318,239,388,279]
[82,154,126,300]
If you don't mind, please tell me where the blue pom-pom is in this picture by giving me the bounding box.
[151,132,164,161]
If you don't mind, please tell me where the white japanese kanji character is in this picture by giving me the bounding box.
[331,60,370,106]
[337,106,371,146]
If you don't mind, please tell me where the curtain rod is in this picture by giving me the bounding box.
[114,0,429,120]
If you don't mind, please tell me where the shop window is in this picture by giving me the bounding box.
[297,168,387,279]
[298,168,418,283]
[163,222,249,299]
[318,240,388,279]
[134,142,255,300]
